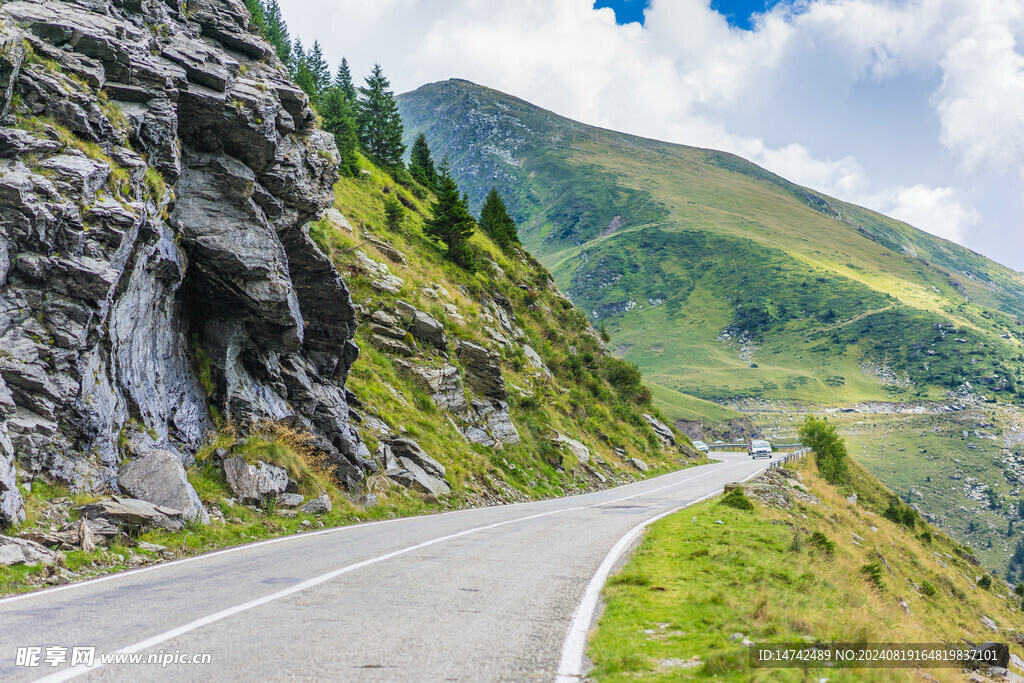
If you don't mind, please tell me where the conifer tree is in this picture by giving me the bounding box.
[478,187,518,249]
[262,0,291,66]
[408,133,438,191]
[320,86,360,177]
[308,41,331,96]
[357,63,406,169]
[425,159,476,268]
[334,58,357,104]
[291,40,317,102]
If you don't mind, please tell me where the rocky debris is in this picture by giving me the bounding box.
[323,208,353,233]
[395,360,518,446]
[20,516,116,551]
[552,432,591,466]
[969,642,1010,670]
[457,341,506,400]
[366,236,406,265]
[628,457,650,472]
[80,497,185,533]
[392,301,446,348]
[398,361,467,413]
[643,414,675,447]
[299,493,331,515]
[118,449,209,524]
[370,334,416,357]
[981,615,999,633]
[382,437,451,496]
[223,457,288,504]
[0,0,371,523]
[727,469,819,509]
[277,493,305,508]
[522,344,552,377]
[353,251,403,293]
[464,399,519,446]
[0,535,62,567]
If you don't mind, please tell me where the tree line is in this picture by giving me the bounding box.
[244,0,519,269]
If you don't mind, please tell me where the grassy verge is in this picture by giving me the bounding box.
[587,458,1024,682]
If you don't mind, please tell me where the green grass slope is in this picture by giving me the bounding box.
[588,456,1024,682]
[397,80,1024,424]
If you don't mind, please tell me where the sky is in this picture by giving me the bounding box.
[278,0,1024,272]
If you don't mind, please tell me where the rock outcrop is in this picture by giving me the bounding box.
[0,0,368,525]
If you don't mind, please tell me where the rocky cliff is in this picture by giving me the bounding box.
[0,0,370,527]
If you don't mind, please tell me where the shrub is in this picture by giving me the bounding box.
[383,194,403,232]
[720,487,754,511]
[807,531,836,554]
[1015,583,1024,597]
[861,562,885,590]
[978,575,992,589]
[918,531,932,544]
[798,415,849,485]
[921,581,937,597]
[883,499,918,529]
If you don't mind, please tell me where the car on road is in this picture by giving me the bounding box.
[692,440,709,453]
[748,440,773,458]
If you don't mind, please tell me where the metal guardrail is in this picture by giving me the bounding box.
[708,442,804,453]
[767,447,812,469]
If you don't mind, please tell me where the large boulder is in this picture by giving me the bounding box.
[118,449,209,524]
[223,457,289,504]
[0,535,61,567]
[80,497,185,533]
[552,433,590,465]
[383,438,451,497]
[642,414,675,447]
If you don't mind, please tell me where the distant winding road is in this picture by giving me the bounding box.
[0,451,782,682]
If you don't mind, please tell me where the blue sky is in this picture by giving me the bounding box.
[595,0,784,30]
[280,0,1024,271]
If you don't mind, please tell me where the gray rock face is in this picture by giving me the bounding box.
[0,0,368,523]
[223,457,288,504]
[277,493,305,508]
[457,341,506,400]
[383,437,451,497]
[118,449,209,524]
[642,414,675,447]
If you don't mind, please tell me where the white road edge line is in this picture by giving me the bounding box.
[0,455,731,608]
[554,458,777,682]
[33,458,752,682]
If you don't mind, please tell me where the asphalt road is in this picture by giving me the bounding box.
[0,451,783,682]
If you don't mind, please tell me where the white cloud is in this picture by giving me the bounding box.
[279,0,1024,267]
[878,184,980,242]
[935,22,1024,173]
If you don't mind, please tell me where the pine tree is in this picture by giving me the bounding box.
[244,0,266,31]
[262,0,291,66]
[308,41,331,96]
[357,63,406,169]
[478,187,519,249]
[408,133,438,190]
[425,159,476,268]
[334,58,357,104]
[319,86,360,177]
[290,39,318,102]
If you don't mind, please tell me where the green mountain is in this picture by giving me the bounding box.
[398,80,1024,425]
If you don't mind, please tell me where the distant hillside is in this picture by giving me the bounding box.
[398,80,1024,424]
